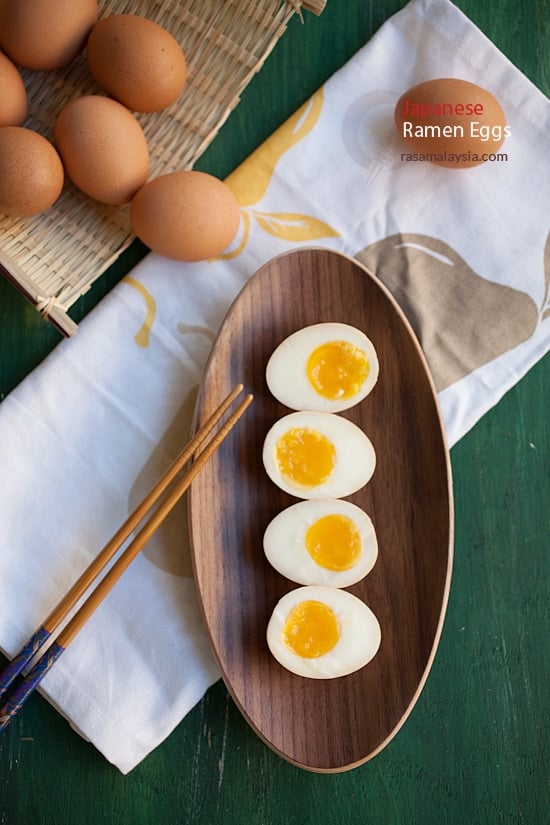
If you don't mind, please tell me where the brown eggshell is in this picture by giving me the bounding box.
[0,51,27,126]
[130,171,241,262]
[87,14,187,113]
[0,126,64,217]
[394,78,508,168]
[0,0,98,71]
[54,95,149,205]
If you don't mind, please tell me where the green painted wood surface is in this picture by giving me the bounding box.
[1,1,548,823]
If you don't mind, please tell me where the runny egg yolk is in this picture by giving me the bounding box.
[307,340,370,400]
[305,514,362,571]
[283,599,340,658]
[275,427,336,488]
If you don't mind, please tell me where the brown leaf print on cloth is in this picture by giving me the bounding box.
[356,234,540,392]
[129,385,199,578]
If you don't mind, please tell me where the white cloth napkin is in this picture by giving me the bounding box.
[1,0,548,773]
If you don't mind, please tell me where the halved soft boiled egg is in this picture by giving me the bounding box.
[264,498,378,588]
[267,585,381,679]
[266,322,379,412]
[262,411,375,499]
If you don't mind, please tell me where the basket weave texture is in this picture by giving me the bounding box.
[0,0,325,336]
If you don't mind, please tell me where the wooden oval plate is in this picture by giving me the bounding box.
[188,247,453,772]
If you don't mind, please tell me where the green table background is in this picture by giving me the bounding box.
[1,2,548,823]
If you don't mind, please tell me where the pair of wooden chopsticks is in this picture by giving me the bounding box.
[0,384,252,733]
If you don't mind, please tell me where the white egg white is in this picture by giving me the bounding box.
[266,322,379,412]
[263,498,378,588]
[266,585,381,679]
[262,411,376,499]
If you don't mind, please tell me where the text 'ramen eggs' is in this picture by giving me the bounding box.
[264,498,378,588]
[266,322,379,412]
[267,586,381,679]
[262,411,376,499]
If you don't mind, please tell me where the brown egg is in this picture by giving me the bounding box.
[394,78,509,168]
[0,126,64,217]
[54,95,149,205]
[0,0,98,71]
[130,171,241,262]
[87,14,187,113]
[0,51,27,126]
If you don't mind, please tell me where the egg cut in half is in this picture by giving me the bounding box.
[266,322,379,412]
[264,498,378,588]
[262,411,375,499]
[267,585,381,679]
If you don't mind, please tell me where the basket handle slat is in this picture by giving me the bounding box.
[300,0,327,15]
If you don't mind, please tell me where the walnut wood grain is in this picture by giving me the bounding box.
[188,247,454,771]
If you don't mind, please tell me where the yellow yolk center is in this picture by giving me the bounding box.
[283,599,340,658]
[305,514,362,571]
[307,340,370,400]
[275,427,336,488]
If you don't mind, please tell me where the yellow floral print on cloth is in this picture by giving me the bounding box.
[223,90,340,255]
[123,275,156,347]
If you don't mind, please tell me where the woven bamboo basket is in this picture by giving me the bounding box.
[0,0,325,336]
